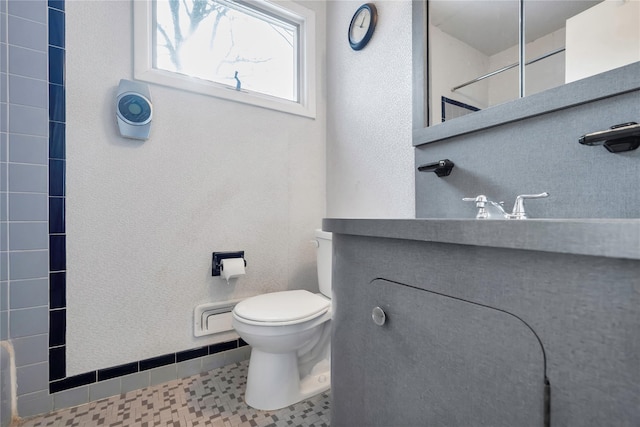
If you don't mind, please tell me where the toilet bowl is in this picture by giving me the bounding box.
[232,230,332,410]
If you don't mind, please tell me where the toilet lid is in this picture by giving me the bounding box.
[234,290,330,324]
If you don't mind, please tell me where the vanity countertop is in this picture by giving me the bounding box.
[322,218,640,260]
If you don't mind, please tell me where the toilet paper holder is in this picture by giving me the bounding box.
[212,251,246,276]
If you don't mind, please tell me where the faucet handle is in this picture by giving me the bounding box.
[463,195,489,219]
[462,195,488,204]
[512,192,549,219]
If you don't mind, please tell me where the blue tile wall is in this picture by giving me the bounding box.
[0,0,49,394]
[8,0,47,23]
[7,14,47,52]
[8,134,48,165]
[12,334,49,368]
[8,193,47,221]
[8,46,48,81]
[4,3,51,400]
[9,278,48,309]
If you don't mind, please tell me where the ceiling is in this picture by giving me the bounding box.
[430,0,602,55]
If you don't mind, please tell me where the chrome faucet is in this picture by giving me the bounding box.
[464,192,549,219]
[510,192,549,219]
[462,195,490,219]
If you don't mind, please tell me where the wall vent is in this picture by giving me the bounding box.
[194,300,241,337]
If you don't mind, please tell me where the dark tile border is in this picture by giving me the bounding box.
[49,272,66,309]
[48,346,65,381]
[48,338,245,393]
[139,354,176,372]
[48,308,65,347]
[176,346,209,363]
[97,362,139,382]
[209,341,237,354]
[48,0,67,394]
[48,7,65,49]
[50,371,96,394]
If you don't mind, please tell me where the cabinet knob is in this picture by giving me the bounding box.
[372,306,386,326]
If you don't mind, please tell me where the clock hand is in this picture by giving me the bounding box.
[359,14,366,28]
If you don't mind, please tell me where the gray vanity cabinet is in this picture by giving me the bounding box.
[333,276,545,426]
[327,224,640,427]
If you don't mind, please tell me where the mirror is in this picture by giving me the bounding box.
[425,0,640,126]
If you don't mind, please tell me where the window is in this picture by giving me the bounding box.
[134,0,316,118]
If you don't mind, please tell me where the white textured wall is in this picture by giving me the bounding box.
[429,25,490,123]
[66,0,326,374]
[488,28,565,106]
[326,1,414,218]
[565,0,640,83]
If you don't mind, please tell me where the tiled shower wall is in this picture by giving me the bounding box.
[2,0,54,418]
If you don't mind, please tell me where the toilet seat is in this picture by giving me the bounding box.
[234,290,330,326]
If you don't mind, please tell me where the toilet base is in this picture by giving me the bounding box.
[244,349,330,411]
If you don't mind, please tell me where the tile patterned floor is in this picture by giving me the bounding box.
[14,361,330,427]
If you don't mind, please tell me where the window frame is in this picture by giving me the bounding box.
[133,0,316,118]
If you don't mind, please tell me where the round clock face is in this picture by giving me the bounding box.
[349,4,377,51]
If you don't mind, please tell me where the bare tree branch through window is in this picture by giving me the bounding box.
[154,0,297,101]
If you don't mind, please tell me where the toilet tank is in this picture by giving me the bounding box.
[314,229,332,298]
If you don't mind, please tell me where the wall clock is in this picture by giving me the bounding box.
[348,3,377,51]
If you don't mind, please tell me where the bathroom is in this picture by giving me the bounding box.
[1,0,638,426]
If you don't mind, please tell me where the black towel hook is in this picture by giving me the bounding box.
[417,159,455,177]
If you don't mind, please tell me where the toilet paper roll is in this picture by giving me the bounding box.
[221,258,245,282]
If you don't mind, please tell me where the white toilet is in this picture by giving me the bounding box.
[232,229,332,410]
